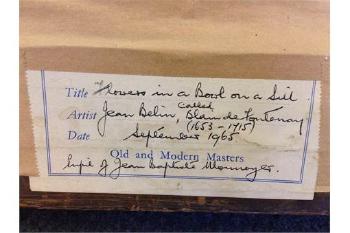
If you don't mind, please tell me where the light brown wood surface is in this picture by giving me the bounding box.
[20,0,329,192]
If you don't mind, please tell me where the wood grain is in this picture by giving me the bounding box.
[20,176,329,215]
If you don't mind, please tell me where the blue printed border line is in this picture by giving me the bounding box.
[41,70,317,184]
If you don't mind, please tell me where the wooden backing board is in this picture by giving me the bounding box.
[19,0,329,199]
[20,176,329,215]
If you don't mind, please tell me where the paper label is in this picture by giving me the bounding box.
[27,70,320,199]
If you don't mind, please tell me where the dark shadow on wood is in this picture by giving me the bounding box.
[20,176,329,215]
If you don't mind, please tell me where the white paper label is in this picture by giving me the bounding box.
[27,70,320,199]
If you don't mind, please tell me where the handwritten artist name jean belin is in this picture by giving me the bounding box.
[96,100,200,146]
[96,99,304,147]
